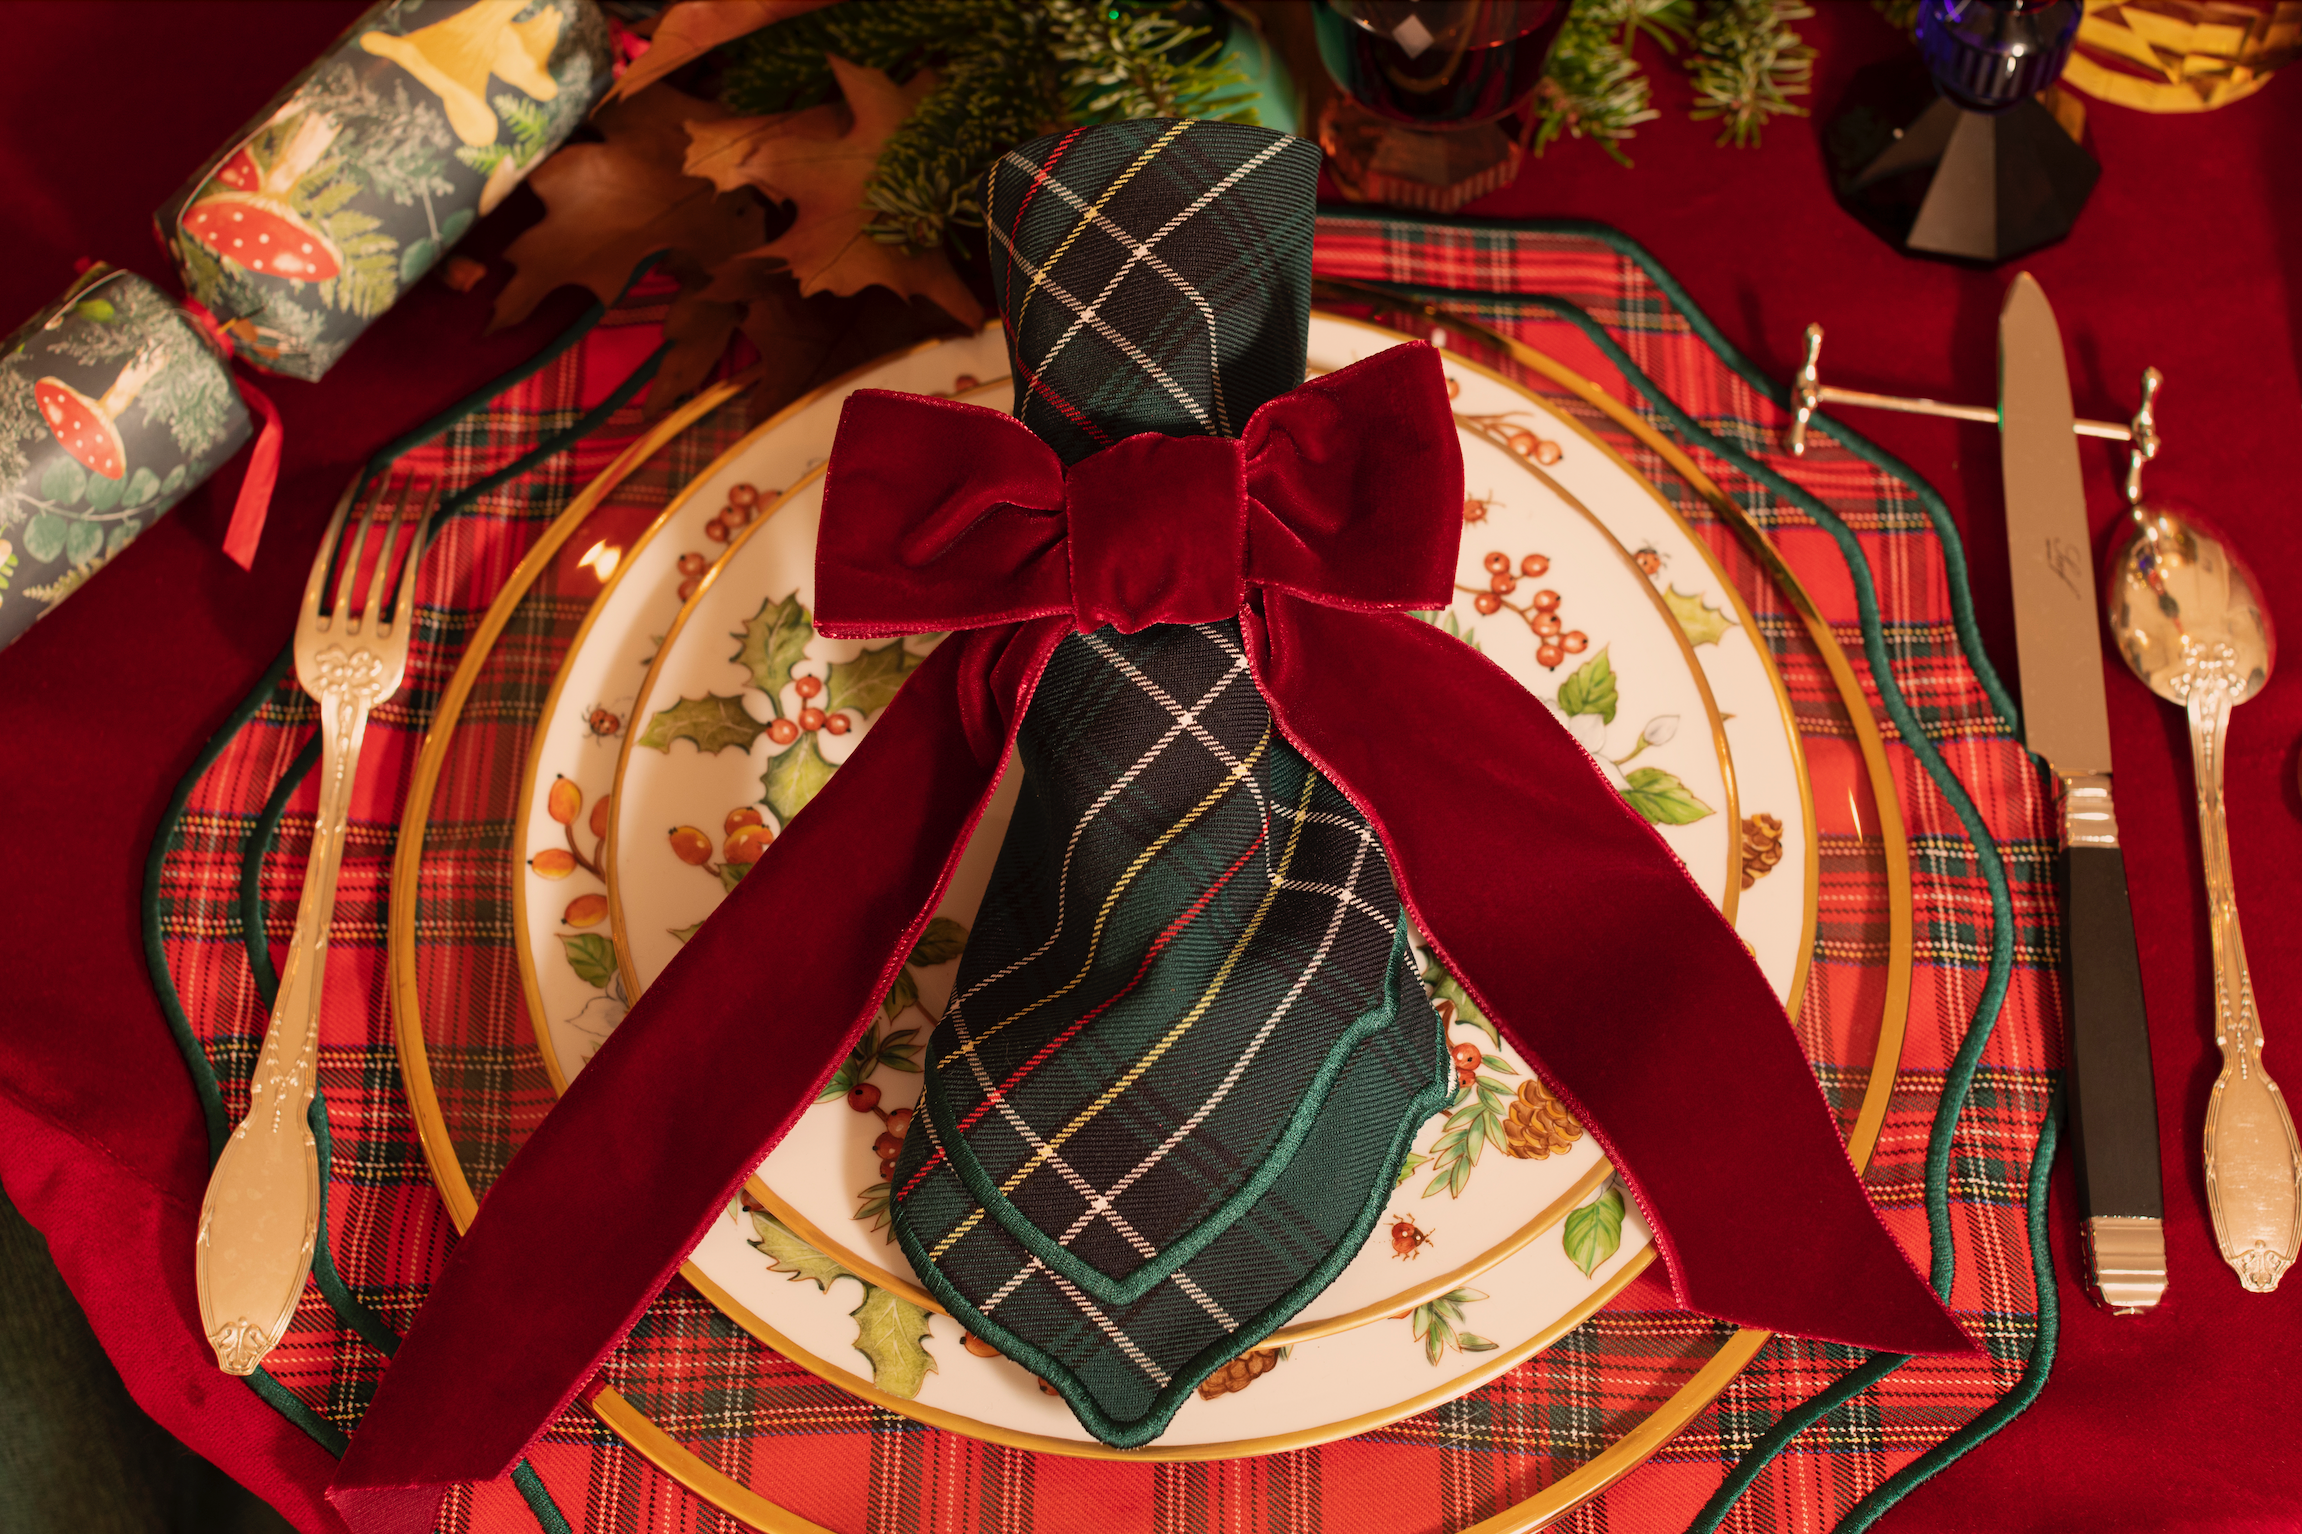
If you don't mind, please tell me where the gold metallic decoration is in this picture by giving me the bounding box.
[396,315,1911,1523]
[197,473,437,1375]
[2104,503,2298,1295]
[2064,0,2301,113]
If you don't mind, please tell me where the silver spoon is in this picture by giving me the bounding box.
[2103,387,2298,1292]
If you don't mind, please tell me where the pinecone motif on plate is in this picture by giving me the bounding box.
[1196,1347,1282,1400]
[1740,812,1786,890]
[1503,1076,1583,1160]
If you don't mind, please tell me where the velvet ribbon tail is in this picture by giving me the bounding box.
[1247,593,1976,1358]
[328,620,1065,1534]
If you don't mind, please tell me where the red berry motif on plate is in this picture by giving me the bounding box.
[703,520,729,544]
[729,483,759,508]
[677,552,708,577]
[1450,1040,1484,1089]
[798,706,827,732]
[953,374,979,392]
[1390,1213,1435,1260]
[546,775,581,825]
[724,824,774,864]
[531,848,576,879]
[563,893,608,928]
[1455,552,1588,667]
[768,717,800,745]
[725,806,764,833]
[847,1081,881,1113]
[668,825,712,866]
[535,777,607,894]
[794,674,822,700]
[824,713,851,735]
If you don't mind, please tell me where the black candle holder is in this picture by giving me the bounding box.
[1825,0,2098,266]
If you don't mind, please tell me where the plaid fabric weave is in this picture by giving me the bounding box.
[893,123,1449,1446]
[144,215,2060,1534]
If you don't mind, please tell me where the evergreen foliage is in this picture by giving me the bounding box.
[718,0,1251,255]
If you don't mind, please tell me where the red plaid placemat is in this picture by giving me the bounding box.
[145,220,2058,1534]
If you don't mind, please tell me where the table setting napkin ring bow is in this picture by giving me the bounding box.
[331,119,1971,1520]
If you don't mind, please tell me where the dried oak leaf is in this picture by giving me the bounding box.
[701,255,968,424]
[685,56,986,329]
[604,0,841,104]
[494,86,765,331]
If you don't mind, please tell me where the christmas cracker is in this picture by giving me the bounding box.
[155,0,614,383]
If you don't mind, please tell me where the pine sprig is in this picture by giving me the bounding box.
[1687,0,1815,146]
[719,0,1250,256]
[1533,0,1691,162]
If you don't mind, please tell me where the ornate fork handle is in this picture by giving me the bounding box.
[2189,667,2302,1292]
[196,648,389,1373]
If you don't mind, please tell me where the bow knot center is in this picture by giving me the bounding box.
[1065,434,1248,634]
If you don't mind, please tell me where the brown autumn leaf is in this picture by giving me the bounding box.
[494,86,765,331]
[700,255,970,424]
[604,0,841,104]
[687,56,987,329]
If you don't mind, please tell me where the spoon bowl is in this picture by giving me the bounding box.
[2105,504,2275,709]
[2105,500,2297,1294]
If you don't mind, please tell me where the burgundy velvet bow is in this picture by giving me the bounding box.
[330,343,1970,1534]
[816,349,1457,638]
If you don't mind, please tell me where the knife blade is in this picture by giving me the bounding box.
[2000,273,2168,1312]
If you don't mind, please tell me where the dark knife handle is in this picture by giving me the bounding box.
[2058,774,2168,1310]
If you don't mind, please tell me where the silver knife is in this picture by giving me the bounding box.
[2000,273,2168,1312]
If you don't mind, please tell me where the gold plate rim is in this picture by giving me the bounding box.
[390,316,1909,1528]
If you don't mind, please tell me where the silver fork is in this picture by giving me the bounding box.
[197,472,438,1375]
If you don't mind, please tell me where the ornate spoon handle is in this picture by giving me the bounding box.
[195,685,372,1371]
[2190,677,2302,1292]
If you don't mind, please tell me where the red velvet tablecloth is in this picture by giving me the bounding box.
[2,5,2297,1531]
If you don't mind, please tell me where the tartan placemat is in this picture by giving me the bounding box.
[143,217,2059,1534]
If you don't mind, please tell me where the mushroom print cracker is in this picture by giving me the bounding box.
[0,267,252,652]
[155,0,612,382]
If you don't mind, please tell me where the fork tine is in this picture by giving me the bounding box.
[363,475,413,633]
[386,481,439,638]
[305,477,360,625]
[334,476,386,631]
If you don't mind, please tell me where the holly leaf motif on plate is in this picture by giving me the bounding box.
[637,693,766,755]
[1556,648,1617,725]
[750,1212,853,1291]
[1662,585,1735,648]
[558,932,618,989]
[1422,961,1498,1048]
[762,730,836,824]
[1562,1184,1626,1276]
[1622,766,1713,826]
[825,638,924,720]
[733,590,811,702]
[907,915,968,968]
[849,1285,937,1398]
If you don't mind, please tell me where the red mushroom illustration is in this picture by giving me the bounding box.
[180,112,344,283]
[35,348,162,483]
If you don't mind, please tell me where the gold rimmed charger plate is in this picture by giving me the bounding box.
[392,325,1907,1528]
[592,318,1781,1372]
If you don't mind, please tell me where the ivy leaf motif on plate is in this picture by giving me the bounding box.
[1404,1287,1498,1365]
[825,637,925,719]
[1661,585,1735,648]
[1556,648,1618,725]
[638,692,766,754]
[761,729,836,823]
[849,1284,938,1399]
[1621,765,1713,826]
[558,932,618,989]
[1562,1183,1626,1276]
[733,589,812,704]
